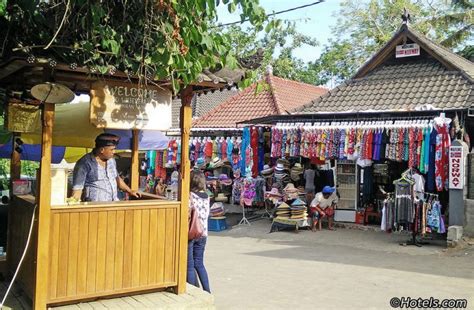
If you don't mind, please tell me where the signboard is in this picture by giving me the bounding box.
[90,81,172,130]
[395,43,420,58]
[449,145,464,189]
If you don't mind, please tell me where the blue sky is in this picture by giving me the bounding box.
[216,0,344,63]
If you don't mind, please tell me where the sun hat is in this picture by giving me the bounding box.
[261,164,274,176]
[283,183,298,193]
[265,188,282,197]
[214,193,228,202]
[322,186,336,194]
[209,157,223,169]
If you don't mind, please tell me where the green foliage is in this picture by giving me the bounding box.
[311,0,474,85]
[222,20,320,85]
[0,0,269,93]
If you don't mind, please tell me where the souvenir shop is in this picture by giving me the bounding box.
[254,109,471,238]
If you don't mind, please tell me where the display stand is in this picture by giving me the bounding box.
[261,199,273,219]
[237,203,251,226]
[400,232,430,247]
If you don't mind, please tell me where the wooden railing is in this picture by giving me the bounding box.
[47,200,181,304]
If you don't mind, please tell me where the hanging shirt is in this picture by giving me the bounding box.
[304,169,316,192]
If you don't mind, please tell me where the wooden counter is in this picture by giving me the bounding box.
[8,197,183,306]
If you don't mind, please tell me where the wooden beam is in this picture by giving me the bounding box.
[175,86,193,294]
[10,134,21,191]
[130,129,140,191]
[33,102,54,310]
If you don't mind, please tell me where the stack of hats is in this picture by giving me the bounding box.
[274,163,290,184]
[214,193,228,203]
[209,157,223,169]
[194,158,206,170]
[210,202,225,217]
[290,163,304,182]
[275,202,291,219]
[277,158,291,170]
[261,164,274,178]
[265,187,283,204]
[218,174,232,186]
[283,183,299,200]
[290,198,307,220]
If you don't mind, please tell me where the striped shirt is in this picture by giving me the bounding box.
[72,153,119,202]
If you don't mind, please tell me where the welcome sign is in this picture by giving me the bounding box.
[90,81,172,130]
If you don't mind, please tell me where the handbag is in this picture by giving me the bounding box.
[188,205,204,240]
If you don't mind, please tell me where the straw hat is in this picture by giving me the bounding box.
[283,183,298,193]
[209,157,223,169]
[214,193,228,202]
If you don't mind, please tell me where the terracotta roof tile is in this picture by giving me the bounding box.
[193,75,327,128]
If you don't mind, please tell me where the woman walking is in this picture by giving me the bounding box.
[187,170,211,293]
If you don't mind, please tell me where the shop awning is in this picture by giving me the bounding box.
[0,138,65,163]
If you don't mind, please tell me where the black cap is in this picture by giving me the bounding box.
[95,133,120,148]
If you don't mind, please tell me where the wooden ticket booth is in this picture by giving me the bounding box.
[0,58,239,309]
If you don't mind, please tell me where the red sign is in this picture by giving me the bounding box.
[449,146,464,189]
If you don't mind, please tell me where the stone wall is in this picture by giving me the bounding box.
[465,199,474,237]
[468,154,474,199]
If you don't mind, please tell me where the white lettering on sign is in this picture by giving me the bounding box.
[449,146,464,189]
[90,81,172,130]
[395,43,420,58]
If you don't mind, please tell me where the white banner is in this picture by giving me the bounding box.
[449,145,464,189]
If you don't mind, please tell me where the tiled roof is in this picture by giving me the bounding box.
[193,75,327,128]
[297,24,474,114]
[298,60,473,113]
[170,88,239,129]
[193,88,239,118]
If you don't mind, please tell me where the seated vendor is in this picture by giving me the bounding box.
[309,186,337,231]
[70,133,141,202]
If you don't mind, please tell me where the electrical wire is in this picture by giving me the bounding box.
[213,1,325,28]
[0,204,37,309]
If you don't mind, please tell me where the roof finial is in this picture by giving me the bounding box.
[266,65,273,76]
[401,7,411,25]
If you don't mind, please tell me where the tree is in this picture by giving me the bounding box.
[311,0,473,84]
[219,20,320,85]
[0,0,270,93]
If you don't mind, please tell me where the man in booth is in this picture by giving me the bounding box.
[70,133,141,202]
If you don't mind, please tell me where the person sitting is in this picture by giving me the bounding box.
[309,186,338,231]
[154,178,167,196]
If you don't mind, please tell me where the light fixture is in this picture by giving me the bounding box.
[30,82,75,104]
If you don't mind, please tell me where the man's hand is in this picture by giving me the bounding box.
[129,190,142,198]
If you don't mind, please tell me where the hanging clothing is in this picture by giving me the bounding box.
[394,180,414,225]
[434,122,450,191]
[241,128,250,176]
[251,127,259,177]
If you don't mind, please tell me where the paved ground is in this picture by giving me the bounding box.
[205,215,474,310]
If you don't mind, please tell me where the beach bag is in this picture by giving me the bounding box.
[188,205,204,240]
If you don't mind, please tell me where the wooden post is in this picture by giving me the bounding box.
[33,102,54,310]
[130,129,140,191]
[10,134,21,185]
[176,86,193,294]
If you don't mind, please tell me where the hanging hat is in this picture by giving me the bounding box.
[275,163,286,171]
[265,188,282,197]
[322,186,336,194]
[290,164,304,181]
[214,193,228,202]
[293,163,302,169]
